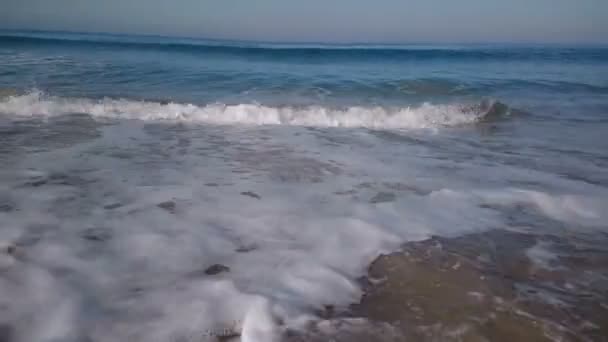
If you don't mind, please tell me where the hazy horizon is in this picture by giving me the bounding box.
[3,28,608,47]
[1,0,607,44]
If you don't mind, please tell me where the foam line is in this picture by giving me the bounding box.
[0,90,504,129]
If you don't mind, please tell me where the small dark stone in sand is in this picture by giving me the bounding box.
[103,203,122,210]
[27,179,47,187]
[334,190,357,196]
[0,323,13,342]
[241,191,261,200]
[157,201,176,213]
[130,286,144,294]
[318,305,335,319]
[204,264,230,275]
[235,244,258,253]
[0,203,13,212]
[369,192,396,204]
[382,182,430,196]
[5,245,16,256]
[83,228,111,242]
[48,172,72,185]
[217,333,241,342]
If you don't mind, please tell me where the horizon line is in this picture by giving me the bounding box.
[1,27,607,48]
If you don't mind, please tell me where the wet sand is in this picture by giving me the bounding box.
[290,229,608,342]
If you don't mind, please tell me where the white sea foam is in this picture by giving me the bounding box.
[526,241,558,270]
[0,90,491,129]
[0,110,606,341]
[474,188,608,227]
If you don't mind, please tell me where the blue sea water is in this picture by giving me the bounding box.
[0,31,607,341]
[1,31,607,107]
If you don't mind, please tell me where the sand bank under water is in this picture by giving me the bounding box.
[288,229,608,342]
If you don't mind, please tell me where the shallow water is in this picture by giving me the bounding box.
[349,229,608,341]
[0,31,607,342]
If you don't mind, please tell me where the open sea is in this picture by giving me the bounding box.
[1,31,607,341]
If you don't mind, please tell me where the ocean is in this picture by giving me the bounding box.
[0,31,607,341]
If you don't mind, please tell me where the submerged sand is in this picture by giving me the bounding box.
[289,229,608,342]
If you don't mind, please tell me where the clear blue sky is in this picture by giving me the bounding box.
[1,0,606,43]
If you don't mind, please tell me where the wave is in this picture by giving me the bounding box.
[2,33,607,62]
[0,91,511,129]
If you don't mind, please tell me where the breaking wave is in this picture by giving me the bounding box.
[0,91,511,129]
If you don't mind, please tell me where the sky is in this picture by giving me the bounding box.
[1,0,607,44]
